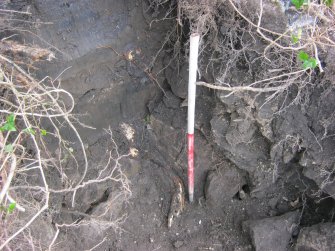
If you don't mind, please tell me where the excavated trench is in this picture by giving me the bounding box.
[7,0,335,250]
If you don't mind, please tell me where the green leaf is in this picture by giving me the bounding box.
[298,51,318,69]
[7,202,16,214]
[0,123,16,132]
[23,128,36,135]
[324,0,333,7]
[291,0,304,9]
[7,114,15,124]
[40,129,47,136]
[4,144,14,153]
[0,114,16,132]
[298,51,309,61]
[303,58,318,69]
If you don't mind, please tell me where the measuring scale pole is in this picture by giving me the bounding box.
[187,33,200,203]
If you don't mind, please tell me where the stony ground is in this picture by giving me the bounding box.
[5,0,335,250]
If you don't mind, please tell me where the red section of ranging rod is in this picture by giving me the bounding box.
[187,133,194,202]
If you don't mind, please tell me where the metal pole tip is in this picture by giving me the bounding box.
[189,193,194,203]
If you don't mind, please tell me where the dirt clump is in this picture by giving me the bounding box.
[243,211,299,251]
[295,222,335,251]
[205,164,247,205]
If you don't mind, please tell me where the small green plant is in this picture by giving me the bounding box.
[292,0,333,9]
[324,0,334,7]
[4,144,14,153]
[0,202,16,214]
[40,129,47,136]
[24,127,48,136]
[7,202,16,214]
[23,127,36,135]
[291,28,302,44]
[297,51,318,69]
[144,114,151,124]
[291,0,305,9]
[61,146,74,163]
[0,114,16,132]
[291,0,312,9]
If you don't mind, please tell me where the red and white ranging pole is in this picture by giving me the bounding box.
[187,33,200,203]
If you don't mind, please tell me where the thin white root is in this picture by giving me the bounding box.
[0,153,17,204]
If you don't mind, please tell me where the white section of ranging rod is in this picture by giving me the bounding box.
[187,33,200,134]
[187,33,200,203]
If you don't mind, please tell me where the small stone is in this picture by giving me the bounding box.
[239,190,247,200]
[149,237,154,243]
[289,198,299,208]
[180,98,188,107]
[173,240,184,249]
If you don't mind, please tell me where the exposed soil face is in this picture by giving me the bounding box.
[3,0,335,250]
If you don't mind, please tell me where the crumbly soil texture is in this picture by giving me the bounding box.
[3,0,335,250]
